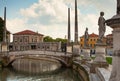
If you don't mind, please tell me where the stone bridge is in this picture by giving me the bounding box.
[1,50,73,67]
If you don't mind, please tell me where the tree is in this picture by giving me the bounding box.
[43,36,67,43]
[0,17,4,42]
[43,36,54,42]
[55,38,67,43]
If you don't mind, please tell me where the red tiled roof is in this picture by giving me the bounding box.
[106,34,112,37]
[13,30,44,36]
[80,33,98,37]
[89,33,98,37]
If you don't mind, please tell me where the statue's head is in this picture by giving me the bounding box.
[100,12,104,16]
[86,27,88,31]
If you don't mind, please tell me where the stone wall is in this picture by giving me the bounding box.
[72,61,90,81]
[9,42,61,51]
[96,68,111,81]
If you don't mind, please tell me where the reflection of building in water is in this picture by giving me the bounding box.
[0,68,81,81]
[9,30,60,51]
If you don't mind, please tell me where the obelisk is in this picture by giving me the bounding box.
[3,7,7,43]
[1,7,8,52]
[106,0,120,81]
[68,8,71,44]
[74,0,78,44]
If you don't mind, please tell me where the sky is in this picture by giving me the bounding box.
[0,0,116,41]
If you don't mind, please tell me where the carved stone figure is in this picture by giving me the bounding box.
[84,28,89,47]
[117,0,120,14]
[98,12,106,43]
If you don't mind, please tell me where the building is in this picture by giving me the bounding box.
[80,33,106,49]
[106,34,113,55]
[9,30,61,51]
[13,30,44,43]
[106,34,113,48]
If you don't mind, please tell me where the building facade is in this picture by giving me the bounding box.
[106,34,113,55]
[106,34,113,48]
[80,33,106,49]
[9,30,61,51]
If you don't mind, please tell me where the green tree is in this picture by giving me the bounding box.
[43,36,67,43]
[43,36,54,42]
[0,17,4,42]
[55,38,67,43]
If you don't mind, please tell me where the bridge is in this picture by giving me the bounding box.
[0,50,74,67]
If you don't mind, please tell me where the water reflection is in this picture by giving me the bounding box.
[0,68,82,81]
[12,59,62,74]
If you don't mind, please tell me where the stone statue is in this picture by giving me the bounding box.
[84,28,89,47]
[117,0,120,14]
[98,12,106,43]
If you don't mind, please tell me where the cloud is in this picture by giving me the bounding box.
[7,0,114,41]
[7,18,28,33]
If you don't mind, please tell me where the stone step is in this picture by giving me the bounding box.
[90,73,101,81]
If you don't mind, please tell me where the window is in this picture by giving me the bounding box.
[20,39,22,42]
[81,39,83,41]
[90,39,92,41]
[81,44,83,47]
[14,37,18,42]
[32,38,34,42]
[25,38,27,42]
[34,37,37,42]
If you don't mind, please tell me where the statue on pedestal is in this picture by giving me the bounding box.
[98,12,106,43]
[84,28,89,48]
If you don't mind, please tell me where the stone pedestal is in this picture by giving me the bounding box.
[1,42,8,52]
[72,45,81,61]
[67,46,72,53]
[82,48,91,61]
[1,42,8,56]
[90,43,109,73]
[106,14,120,81]
[90,62,109,73]
[94,43,107,63]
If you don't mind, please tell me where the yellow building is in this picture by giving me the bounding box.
[80,33,106,49]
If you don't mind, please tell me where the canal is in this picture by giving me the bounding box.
[0,58,82,81]
[0,68,82,81]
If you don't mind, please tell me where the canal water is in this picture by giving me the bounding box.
[0,68,82,81]
[0,58,82,81]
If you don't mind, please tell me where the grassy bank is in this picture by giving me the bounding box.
[81,55,112,64]
[91,56,112,64]
[106,57,112,64]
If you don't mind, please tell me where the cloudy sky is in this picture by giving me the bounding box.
[0,0,116,41]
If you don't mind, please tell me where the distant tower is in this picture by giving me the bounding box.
[68,8,71,44]
[3,7,7,43]
[74,0,78,44]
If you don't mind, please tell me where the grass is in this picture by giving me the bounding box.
[106,57,112,65]
[81,55,112,64]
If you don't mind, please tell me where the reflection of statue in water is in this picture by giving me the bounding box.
[84,28,89,47]
[98,12,106,43]
[117,0,120,14]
